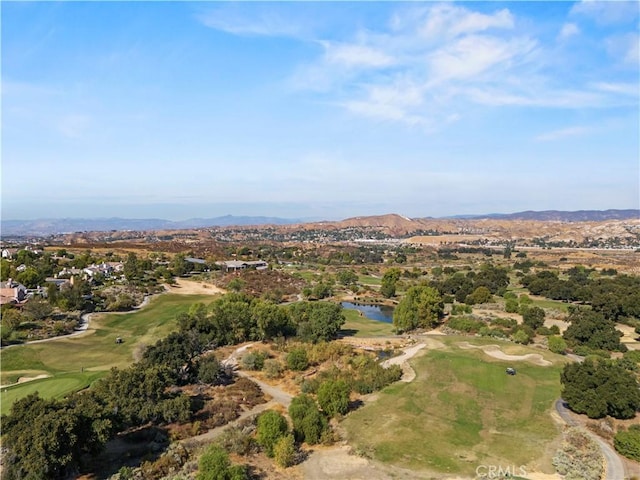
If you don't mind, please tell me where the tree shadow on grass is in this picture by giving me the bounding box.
[338,329,359,337]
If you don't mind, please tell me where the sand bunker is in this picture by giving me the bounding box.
[17,374,50,383]
[1,373,51,389]
[457,342,552,366]
[165,278,225,296]
[381,338,445,382]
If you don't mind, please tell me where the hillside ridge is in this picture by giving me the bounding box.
[1,209,638,237]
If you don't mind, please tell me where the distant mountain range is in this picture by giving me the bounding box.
[1,210,638,237]
[446,209,640,222]
[0,215,303,236]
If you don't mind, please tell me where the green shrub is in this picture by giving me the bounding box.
[614,425,640,462]
[519,294,532,305]
[451,303,472,315]
[317,379,350,417]
[572,345,611,358]
[464,286,492,305]
[447,316,484,333]
[263,359,284,379]
[197,444,247,480]
[489,317,517,329]
[289,394,328,444]
[512,329,531,345]
[504,298,519,313]
[548,336,567,354]
[241,351,267,371]
[479,326,506,338]
[256,411,289,457]
[286,348,309,371]
[274,434,296,468]
[217,424,258,456]
[624,350,640,364]
[198,355,224,384]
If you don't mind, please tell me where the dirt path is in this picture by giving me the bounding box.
[188,400,278,445]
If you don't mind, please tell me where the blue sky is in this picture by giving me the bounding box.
[2,1,639,221]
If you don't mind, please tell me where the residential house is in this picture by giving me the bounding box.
[215,260,268,272]
[83,262,123,278]
[57,267,84,278]
[45,277,71,289]
[0,279,28,306]
[1,248,19,259]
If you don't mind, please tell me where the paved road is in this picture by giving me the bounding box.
[1,295,152,350]
[555,399,627,480]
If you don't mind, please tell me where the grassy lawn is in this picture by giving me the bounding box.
[341,308,395,337]
[0,293,212,415]
[530,298,571,313]
[358,275,381,286]
[343,339,566,477]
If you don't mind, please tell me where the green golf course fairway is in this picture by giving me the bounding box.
[1,293,213,415]
[343,338,567,477]
[341,308,395,337]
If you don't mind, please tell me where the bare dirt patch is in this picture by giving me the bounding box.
[298,445,433,480]
[618,323,640,351]
[457,342,552,366]
[165,278,226,296]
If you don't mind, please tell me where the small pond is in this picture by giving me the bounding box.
[341,302,394,323]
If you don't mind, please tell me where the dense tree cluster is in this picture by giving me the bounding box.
[563,308,626,353]
[1,392,115,479]
[561,359,640,419]
[431,263,509,304]
[393,285,444,333]
[176,294,345,346]
[522,269,640,322]
[288,301,345,343]
[381,268,401,298]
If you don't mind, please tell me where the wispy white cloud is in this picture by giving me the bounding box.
[198,2,638,132]
[464,85,622,108]
[535,126,591,142]
[591,81,639,97]
[605,32,640,65]
[570,0,640,25]
[415,4,514,39]
[558,22,580,40]
[196,6,307,38]
[427,34,537,83]
[342,81,427,127]
[323,42,395,68]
